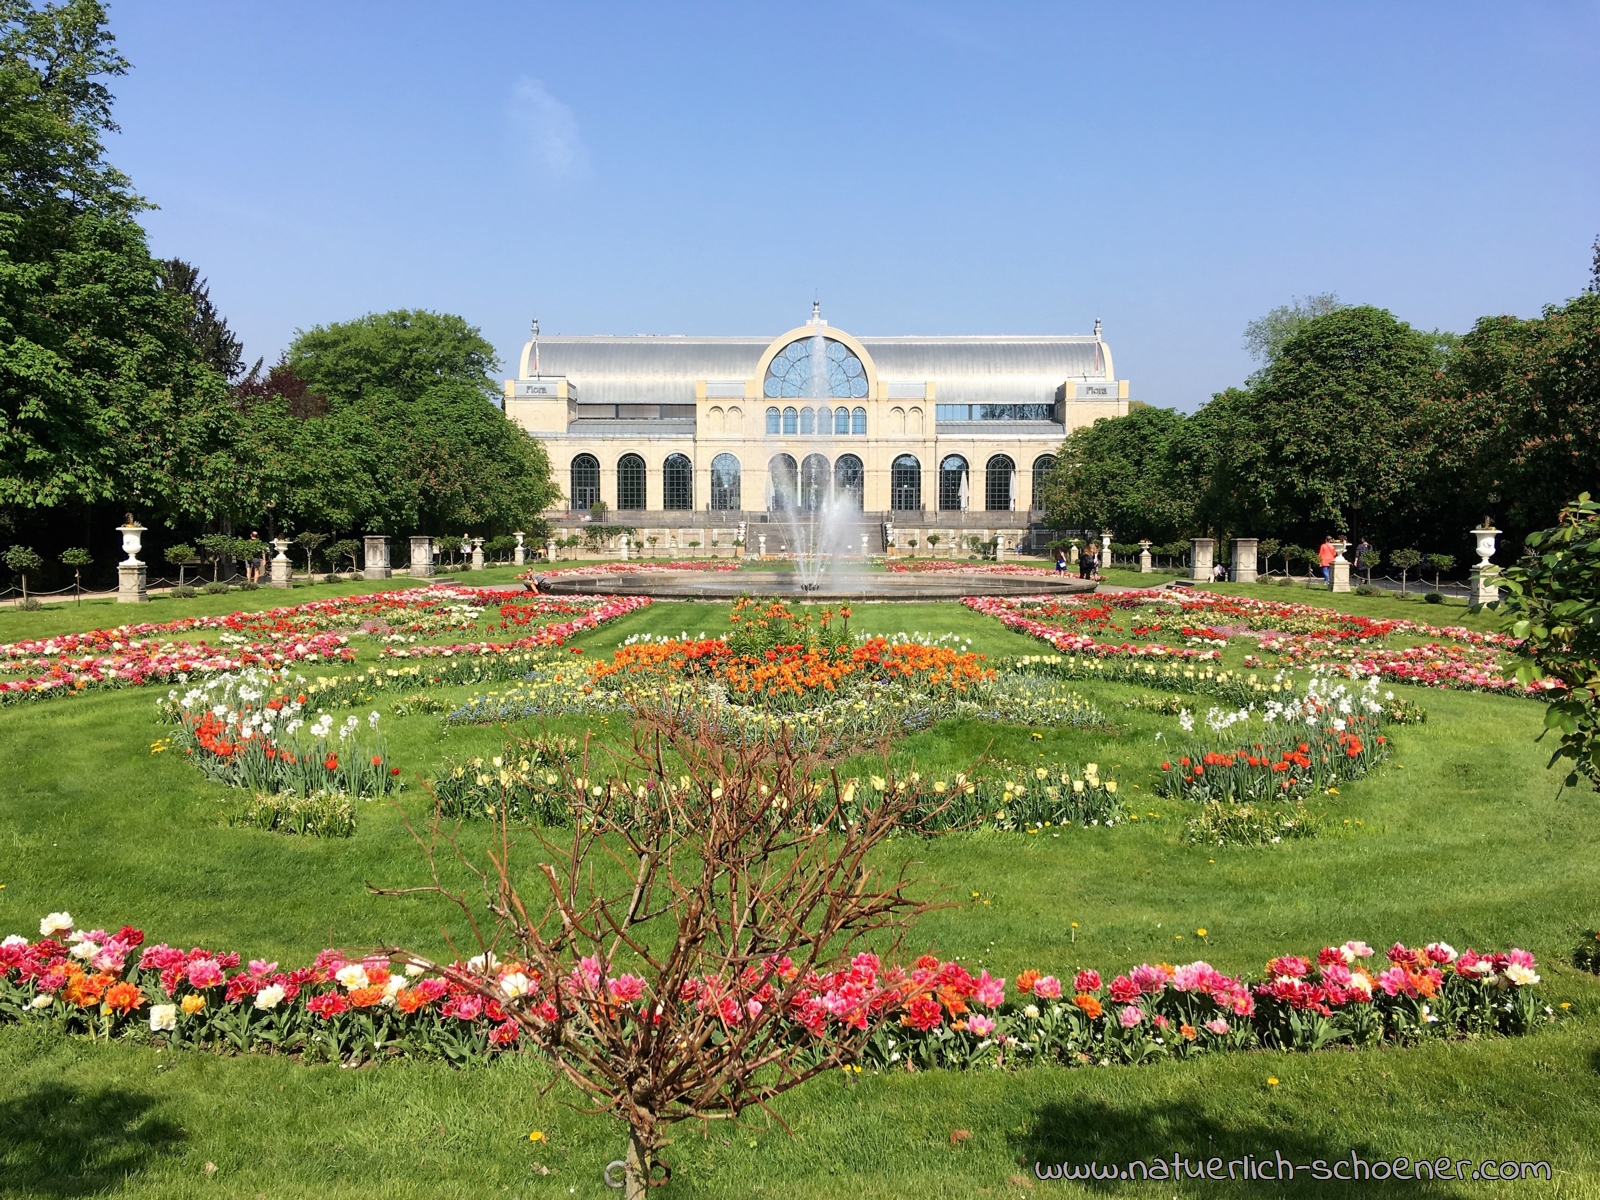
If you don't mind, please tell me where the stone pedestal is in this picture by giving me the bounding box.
[117,562,147,604]
[1190,538,1215,583]
[861,533,870,558]
[513,532,525,567]
[619,535,630,562]
[994,535,1005,562]
[269,538,292,588]
[757,535,767,558]
[1138,540,1152,573]
[1100,531,1113,568]
[1231,537,1258,584]
[470,538,485,571]
[363,535,391,580]
[1329,540,1351,593]
[545,538,557,563]
[409,536,434,578]
[1469,564,1500,607]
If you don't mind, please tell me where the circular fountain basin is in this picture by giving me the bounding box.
[535,570,1099,601]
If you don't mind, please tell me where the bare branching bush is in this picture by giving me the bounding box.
[377,702,942,1197]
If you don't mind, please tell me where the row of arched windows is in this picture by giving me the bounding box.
[766,405,867,436]
[570,452,1058,513]
[570,453,695,512]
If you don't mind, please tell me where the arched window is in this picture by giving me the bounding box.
[766,407,780,435]
[986,455,1015,512]
[851,406,866,435]
[833,454,864,510]
[939,455,969,512]
[891,454,921,511]
[663,453,693,511]
[617,453,646,510]
[726,406,742,435]
[782,407,798,435]
[834,406,850,435]
[767,453,798,512]
[1032,455,1056,509]
[711,453,741,511]
[570,453,600,512]
[763,335,870,398]
[799,406,815,435]
[799,453,830,512]
[819,406,833,435]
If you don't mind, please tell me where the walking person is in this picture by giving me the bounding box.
[247,531,264,585]
[1354,537,1372,582]
[1318,536,1336,584]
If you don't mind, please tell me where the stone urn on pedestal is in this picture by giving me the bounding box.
[1469,523,1500,607]
[757,534,767,559]
[470,538,485,571]
[513,531,525,567]
[619,535,630,562]
[1138,540,1153,574]
[1100,530,1113,569]
[117,518,148,603]
[1329,539,1351,593]
[269,538,293,588]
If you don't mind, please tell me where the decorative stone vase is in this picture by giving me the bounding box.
[1101,530,1112,566]
[513,531,525,567]
[1232,537,1259,584]
[1190,538,1215,583]
[269,538,293,588]
[1329,540,1351,593]
[117,520,148,604]
[363,535,391,580]
[470,538,485,571]
[1469,525,1500,607]
[546,537,557,563]
[409,535,434,578]
[1138,540,1153,574]
[619,535,630,562]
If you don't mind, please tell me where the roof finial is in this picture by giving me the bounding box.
[1093,316,1102,338]
[530,317,540,376]
[811,298,822,324]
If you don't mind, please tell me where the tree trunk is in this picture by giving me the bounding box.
[625,1132,651,1200]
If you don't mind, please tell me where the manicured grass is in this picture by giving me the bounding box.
[3,583,1599,1196]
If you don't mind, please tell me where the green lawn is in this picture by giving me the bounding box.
[3,583,1599,1197]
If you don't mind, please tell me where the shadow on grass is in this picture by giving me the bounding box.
[1013,1096,1478,1196]
[0,1082,185,1197]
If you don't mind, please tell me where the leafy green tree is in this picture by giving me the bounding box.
[292,531,327,580]
[163,542,196,587]
[1427,553,1455,591]
[3,542,41,600]
[1257,538,1281,577]
[1205,307,1445,544]
[1037,405,1211,541]
[156,257,245,379]
[327,537,361,574]
[1242,293,1347,365]
[1390,548,1423,593]
[1497,494,1600,789]
[59,544,88,601]
[194,532,236,582]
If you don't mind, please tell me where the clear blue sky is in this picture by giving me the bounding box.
[106,1,1600,410]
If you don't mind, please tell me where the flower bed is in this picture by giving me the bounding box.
[519,561,740,582]
[380,595,652,659]
[159,670,401,801]
[969,591,1560,697]
[1,914,1554,1071]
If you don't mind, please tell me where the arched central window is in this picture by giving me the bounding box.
[939,455,968,512]
[767,454,798,512]
[763,335,869,399]
[833,454,863,510]
[663,453,693,511]
[891,454,922,512]
[617,453,646,511]
[711,453,741,511]
[570,453,599,512]
[799,453,830,512]
[986,454,1015,512]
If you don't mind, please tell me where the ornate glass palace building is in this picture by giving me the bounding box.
[504,306,1130,552]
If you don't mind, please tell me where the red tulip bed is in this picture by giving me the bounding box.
[0,914,1554,1072]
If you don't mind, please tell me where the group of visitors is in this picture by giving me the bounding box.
[1054,543,1101,581]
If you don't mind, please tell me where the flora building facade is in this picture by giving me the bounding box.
[504,306,1131,553]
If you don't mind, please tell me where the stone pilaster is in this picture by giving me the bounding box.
[1190,538,1215,583]
[1232,538,1258,584]
[409,536,434,578]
